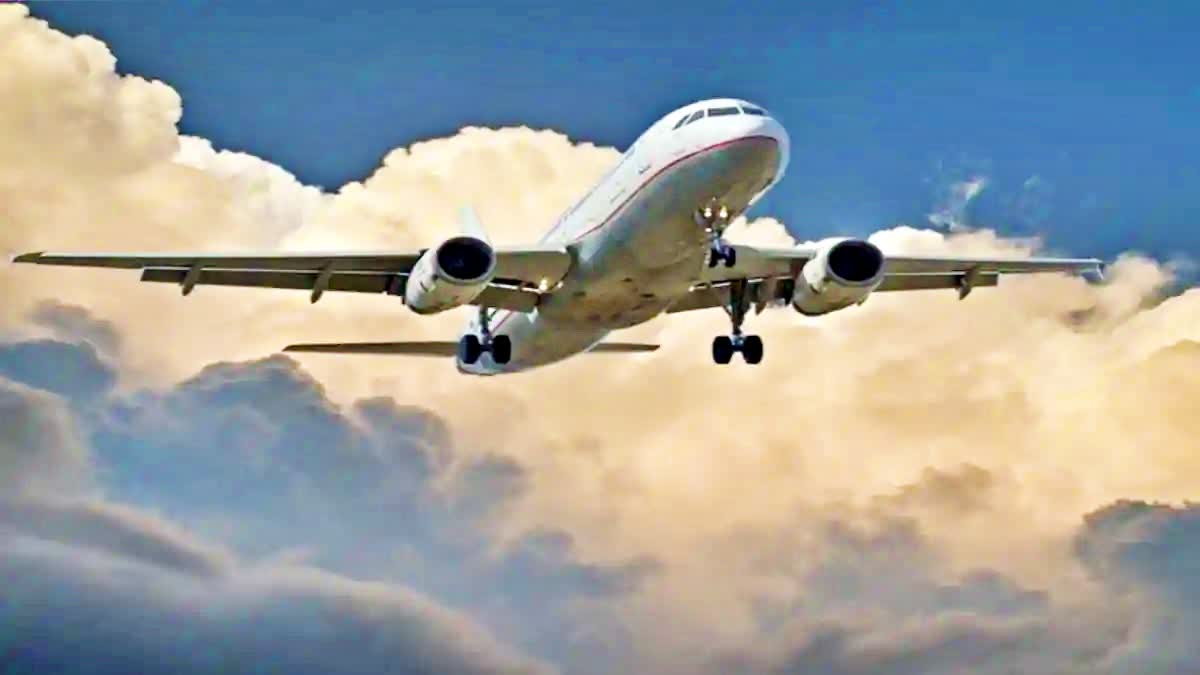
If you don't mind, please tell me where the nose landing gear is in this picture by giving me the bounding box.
[712,279,763,365]
[697,204,737,269]
[459,307,512,365]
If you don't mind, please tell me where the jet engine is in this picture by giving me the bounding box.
[404,236,496,314]
[791,238,885,316]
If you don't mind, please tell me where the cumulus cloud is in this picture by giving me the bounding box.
[0,338,116,401]
[5,4,1200,673]
[0,351,555,673]
[1074,501,1200,673]
[28,299,123,356]
[0,378,89,496]
[928,175,988,230]
[0,336,655,671]
[0,522,552,675]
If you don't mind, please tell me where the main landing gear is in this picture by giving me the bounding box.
[458,307,512,365]
[712,279,763,365]
[697,204,737,269]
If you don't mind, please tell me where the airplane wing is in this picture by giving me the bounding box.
[699,245,1104,282]
[671,245,1104,314]
[12,246,572,313]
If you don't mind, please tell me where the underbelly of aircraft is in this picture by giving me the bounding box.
[465,137,780,375]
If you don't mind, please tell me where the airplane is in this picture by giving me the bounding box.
[15,98,1104,376]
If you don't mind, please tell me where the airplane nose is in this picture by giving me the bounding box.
[736,113,789,184]
[762,117,789,180]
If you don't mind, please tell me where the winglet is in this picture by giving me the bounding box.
[12,252,43,264]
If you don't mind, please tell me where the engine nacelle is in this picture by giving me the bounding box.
[404,236,496,314]
[791,238,885,316]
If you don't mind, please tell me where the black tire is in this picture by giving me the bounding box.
[491,335,512,364]
[707,252,719,268]
[458,334,483,364]
[724,247,737,268]
[712,336,734,364]
[742,335,763,364]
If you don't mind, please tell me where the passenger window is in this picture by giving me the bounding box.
[707,107,740,116]
[685,110,705,125]
[741,106,767,116]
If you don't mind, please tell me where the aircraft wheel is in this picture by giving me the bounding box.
[712,336,734,364]
[491,335,512,364]
[723,247,737,268]
[742,335,763,364]
[458,334,483,364]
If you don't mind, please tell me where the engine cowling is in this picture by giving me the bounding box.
[404,236,496,314]
[791,238,885,316]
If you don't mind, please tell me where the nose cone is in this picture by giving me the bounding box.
[727,111,789,184]
[758,115,789,181]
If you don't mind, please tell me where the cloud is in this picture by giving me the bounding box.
[0,354,556,673]
[0,336,655,670]
[0,338,116,401]
[1075,501,1200,673]
[0,497,235,576]
[0,512,552,675]
[29,299,123,356]
[928,175,988,230]
[0,378,89,496]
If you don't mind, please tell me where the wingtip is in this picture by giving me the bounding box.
[11,251,43,264]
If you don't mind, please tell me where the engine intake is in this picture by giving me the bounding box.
[792,238,885,316]
[435,237,494,283]
[405,236,496,314]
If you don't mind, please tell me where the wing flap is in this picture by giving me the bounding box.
[138,267,540,311]
[883,255,1103,275]
[876,272,999,292]
[140,268,403,294]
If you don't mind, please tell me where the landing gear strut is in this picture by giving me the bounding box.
[459,307,512,365]
[697,204,737,269]
[712,279,763,365]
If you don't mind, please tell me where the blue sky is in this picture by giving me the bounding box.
[29,0,1199,262]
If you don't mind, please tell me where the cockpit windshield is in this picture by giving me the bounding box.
[672,104,769,131]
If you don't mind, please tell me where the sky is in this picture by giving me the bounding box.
[28,0,1200,261]
[5,2,1200,674]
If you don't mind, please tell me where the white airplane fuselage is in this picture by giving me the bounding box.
[459,98,790,375]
